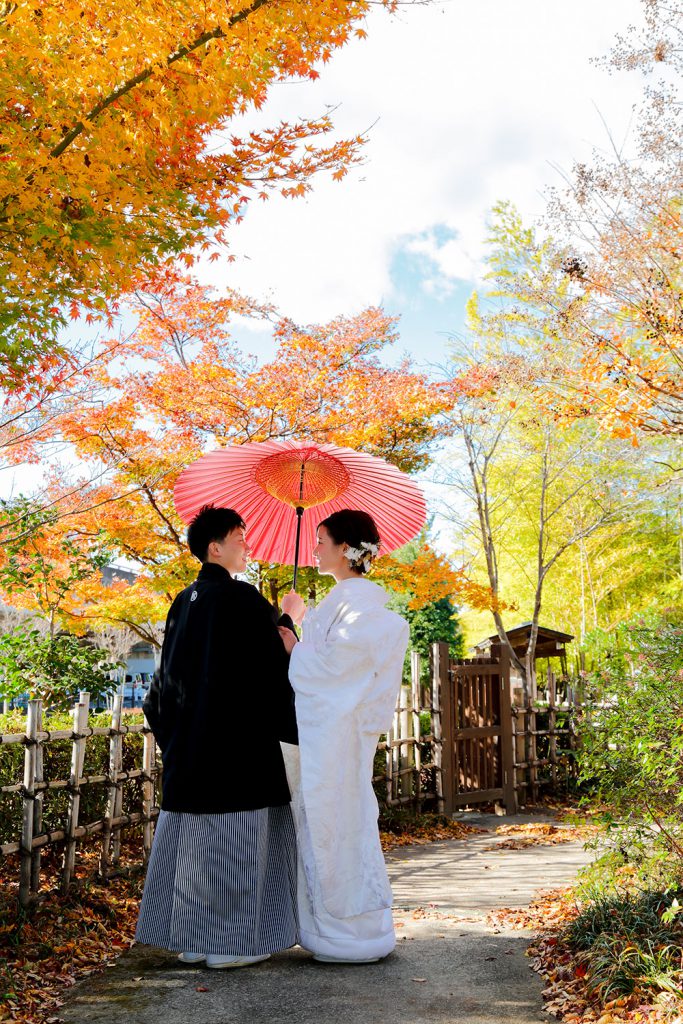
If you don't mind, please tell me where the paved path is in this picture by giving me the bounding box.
[59,814,593,1024]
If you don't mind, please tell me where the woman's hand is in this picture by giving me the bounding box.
[278,625,298,654]
[281,589,307,625]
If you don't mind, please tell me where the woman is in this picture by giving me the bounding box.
[280,509,410,964]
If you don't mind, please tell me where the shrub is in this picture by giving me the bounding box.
[565,862,683,1002]
[0,626,121,712]
[577,613,683,864]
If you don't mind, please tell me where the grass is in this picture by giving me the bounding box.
[566,883,683,1002]
[552,846,683,1018]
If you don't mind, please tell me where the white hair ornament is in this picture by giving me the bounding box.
[343,540,380,572]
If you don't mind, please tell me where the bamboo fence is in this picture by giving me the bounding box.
[373,650,445,813]
[510,665,579,807]
[3,654,446,907]
[1,692,157,906]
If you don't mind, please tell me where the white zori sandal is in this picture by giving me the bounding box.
[178,952,271,968]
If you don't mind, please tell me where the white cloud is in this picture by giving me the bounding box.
[405,230,479,288]
[199,1,647,340]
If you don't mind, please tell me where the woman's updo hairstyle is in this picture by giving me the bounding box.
[319,509,381,575]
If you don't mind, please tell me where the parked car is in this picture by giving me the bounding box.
[123,673,152,708]
[2,692,28,712]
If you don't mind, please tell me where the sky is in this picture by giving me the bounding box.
[196,0,647,371]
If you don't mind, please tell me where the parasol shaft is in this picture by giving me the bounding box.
[292,461,306,590]
[292,505,304,590]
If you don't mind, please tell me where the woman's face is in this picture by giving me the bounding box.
[313,525,348,578]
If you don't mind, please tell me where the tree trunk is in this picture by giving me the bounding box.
[269,578,280,613]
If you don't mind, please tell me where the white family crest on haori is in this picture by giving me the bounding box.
[288,577,409,922]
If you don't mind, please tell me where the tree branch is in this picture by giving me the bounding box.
[49,0,273,159]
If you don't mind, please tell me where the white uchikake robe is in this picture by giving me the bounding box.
[285,577,410,960]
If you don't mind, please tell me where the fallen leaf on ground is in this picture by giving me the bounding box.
[486,822,597,851]
[380,818,481,852]
[0,838,144,1024]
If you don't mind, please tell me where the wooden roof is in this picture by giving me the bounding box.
[475,622,574,659]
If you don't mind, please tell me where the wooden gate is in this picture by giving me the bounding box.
[435,642,516,814]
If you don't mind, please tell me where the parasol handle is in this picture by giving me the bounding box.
[292,505,304,590]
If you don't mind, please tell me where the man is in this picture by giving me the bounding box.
[135,505,298,969]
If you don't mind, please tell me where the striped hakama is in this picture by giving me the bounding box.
[135,804,299,957]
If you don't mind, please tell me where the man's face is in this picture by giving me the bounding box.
[207,526,250,575]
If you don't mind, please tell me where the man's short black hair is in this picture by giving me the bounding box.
[187,505,246,563]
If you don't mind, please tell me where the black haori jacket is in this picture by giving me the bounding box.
[144,562,298,814]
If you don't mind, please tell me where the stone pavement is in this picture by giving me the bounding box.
[59,814,593,1024]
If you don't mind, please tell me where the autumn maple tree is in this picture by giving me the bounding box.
[0,499,108,635]
[0,272,477,641]
[0,0,404,381]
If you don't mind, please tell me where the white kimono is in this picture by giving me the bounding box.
[285,576,410,960]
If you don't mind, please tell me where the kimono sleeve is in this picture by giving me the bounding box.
[142,595,182,752]
[234,584,299,744]
[289,604,408,695]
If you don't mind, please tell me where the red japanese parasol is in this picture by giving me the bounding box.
[173,440,426,586]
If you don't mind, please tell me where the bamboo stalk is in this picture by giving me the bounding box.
[100,695,123,877]
[19,700,39,907]
[0,809,161,860]
[0,723,146,745]
[111,697,125,869]
[30,702,44,893]
[385,715,394,805]
[410,651,422,811]
[548,667,558,790]
[525,695,537,804]
[141,715,155,864]
[431,644,445,814]
[399,686,410,802]
[61,693,90,894]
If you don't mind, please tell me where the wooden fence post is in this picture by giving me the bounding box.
[142,714,156,864]
[432,642,451,815]
[385,713,395,806]
[111,699,125,869]
[430,645,442,813]
[398,686,411,802]
[548,666,558,790]
[410,651,422,811]
[62,693,90,894]
[568,683,579,785]
[31,702,44,893]
[498,648,517,814]
[19,700,39,907]
[528,695,538,804]
[100,694,123,877]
